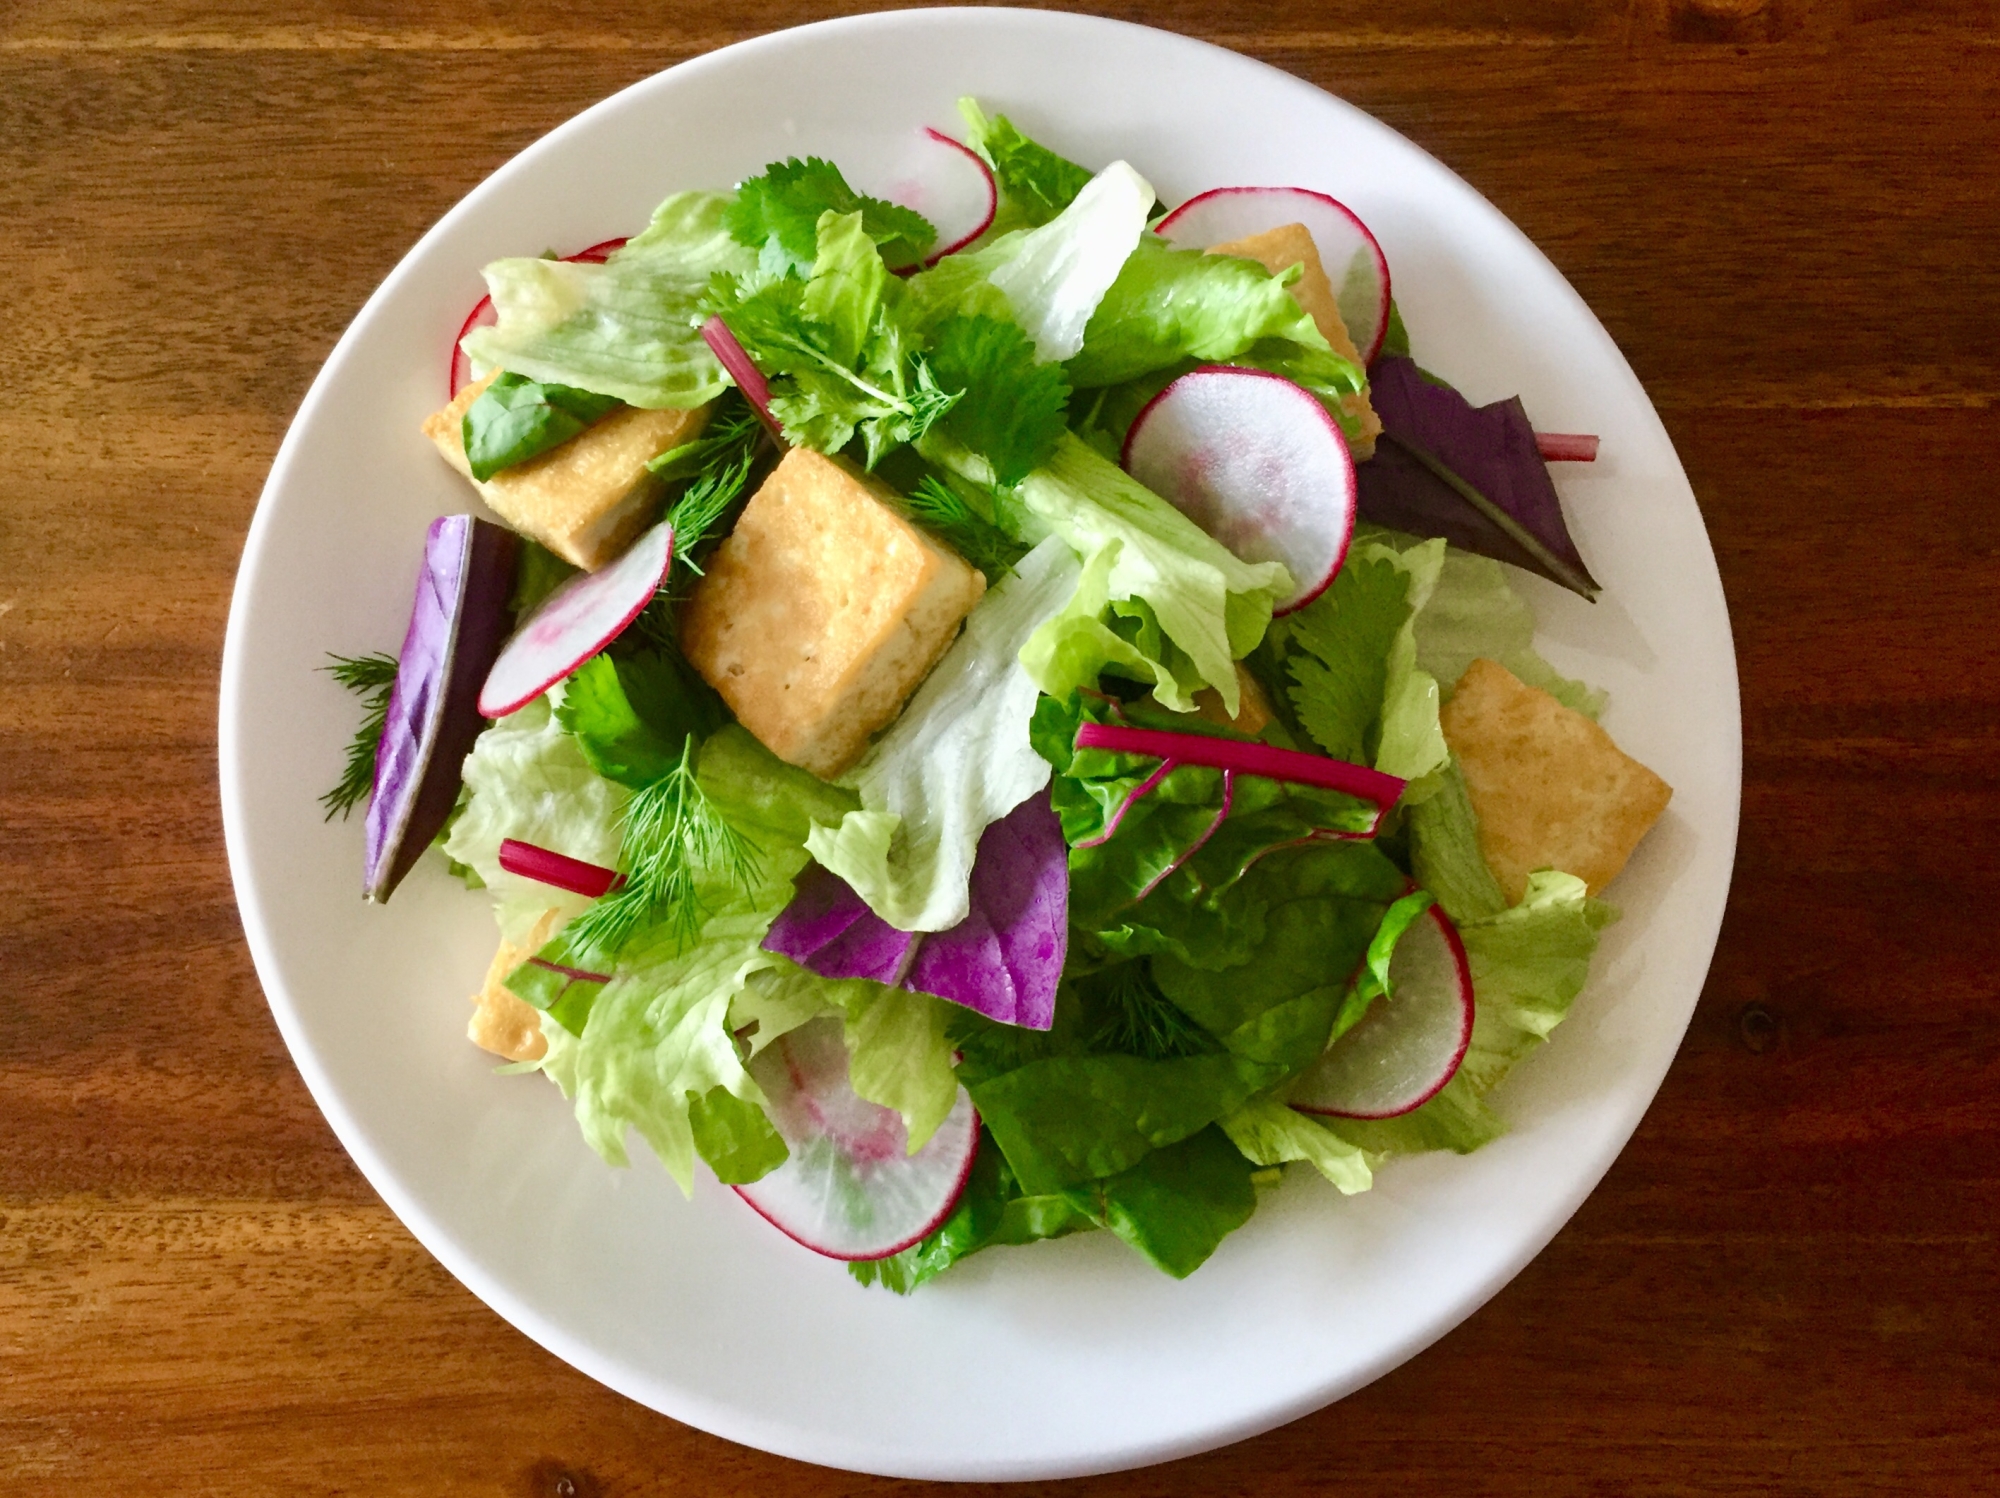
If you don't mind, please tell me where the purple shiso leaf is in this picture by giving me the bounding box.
[764,792,1069,1031]
[363,514,518,902]
[1357,356,1600,599]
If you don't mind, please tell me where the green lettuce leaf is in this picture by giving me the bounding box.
[553,650,723,789]
[726,156,935,274]
[1060,1125,1256,1278]
[957,98,1097,232]
[1409,536,1607,717]
[442,694,630,943]
[1318,870,1615,1155]
[993,434,1289,715]
[1219,1094,1375,1193]
[461,372,622,481]
[1407,760,1510,924]
[986,161,1154,364]
[805,536,1079,931]
[1065,237,1326,389]
[687,1085,788,1184]
[460,191,754,408]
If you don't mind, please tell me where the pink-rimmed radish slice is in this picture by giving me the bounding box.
[860,126,997,267]
[447,237,628,399]
[477,519,673,717]
[1536,432,1600,462]
[735,1016,980,1261]
[1289,902,1474,1119]
[701,317,784,439]
[1155,187,1392,364]
[1121,365,1357,614]
[497,838,625,898]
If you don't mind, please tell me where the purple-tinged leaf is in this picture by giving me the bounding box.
[764,792,1069,1030]
[1357,356,1599,599]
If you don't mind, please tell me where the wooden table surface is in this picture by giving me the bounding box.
[5,1,1997,1492]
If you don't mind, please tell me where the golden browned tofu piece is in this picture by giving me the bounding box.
[1440,658,1672,904]
[467,909,559,1063]
[423,372,710,571]
[1208,223,1382,460]
[679,448,986,779]
[1189,663,1274,736]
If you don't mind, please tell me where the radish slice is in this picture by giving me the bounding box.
[497,838,625,898]
[1121,365,1357,614]
[1155,187,1392,364]
[853,126,997,267]
[1536,432,1600,462]
[734,1016,980,1261]
[1289,902,1474,1119]
[477,520,673,717]
[447,237,629,399]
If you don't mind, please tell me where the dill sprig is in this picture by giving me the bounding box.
[904,474,1027,581]
[1092,964,1213,1061]
[319,651,398,821]
[563,738,758,961]
[665,447,755,584]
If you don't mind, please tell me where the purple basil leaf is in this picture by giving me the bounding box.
[763,792,1070,1031]
[1357,356,1599,598]
[764,862,917,984]
[364,514,518,902]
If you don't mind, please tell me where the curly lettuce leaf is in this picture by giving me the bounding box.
[957,98,1097,232]
[1065,237,1328,389]
[986,161,1154,364]
[805,536,1079,931]
[1219,1094,1375,1193]
[1002,434,1290,715]
[442,694,630,943]
[1317,870,1616,1155]
[460,191,754,408]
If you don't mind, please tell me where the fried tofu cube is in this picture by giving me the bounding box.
[1208,223,1382,460]
[423,372,710,571]
[679,447,986,779]
[1440,658,1672,904]
[467,909,560,1063]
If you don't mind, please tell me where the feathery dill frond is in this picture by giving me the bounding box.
[563,738,758,961]
[1093,963,1212,1061]
[319,651,398,821]
[904,474,1026,581]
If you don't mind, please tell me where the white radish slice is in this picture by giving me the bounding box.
[851,126,997,267]
[735,1016,980,1261]
[1290,903,1475,1120]
[1155,187,1392,364]
[477,520,673,717]
[1121,365,1356,614]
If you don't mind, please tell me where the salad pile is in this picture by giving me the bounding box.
[326,100,1667,1288]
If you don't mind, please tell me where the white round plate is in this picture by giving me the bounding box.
[220,8,1739,1481]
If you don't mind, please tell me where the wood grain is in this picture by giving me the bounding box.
[2,2,1996,1492]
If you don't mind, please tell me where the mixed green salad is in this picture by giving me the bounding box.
[328,100,1646,1289]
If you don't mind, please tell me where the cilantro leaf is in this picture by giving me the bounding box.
[1285,550,1414,764]
[958,98,1096,230]
[726,156,935,274]
[924,313,1071,486]
[461,371,621,481]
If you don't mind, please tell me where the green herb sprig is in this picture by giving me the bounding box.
[319,651,398,821]
[563,739,758,960]
[903,474,1027,582]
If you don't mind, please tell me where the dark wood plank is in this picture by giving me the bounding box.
[1,4,1995,1493]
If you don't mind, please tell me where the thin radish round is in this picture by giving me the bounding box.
[1121,365,1356,614]
[844,126,997,268]
[1155,187,1392,364]
[1289,902,1474,1119]
[447,237,628,399]
[735,1016,980,1261]
[477,519,673,717]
